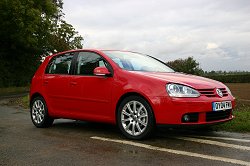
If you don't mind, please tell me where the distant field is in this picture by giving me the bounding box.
[226,83,250,105]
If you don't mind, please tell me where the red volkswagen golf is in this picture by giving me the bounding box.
[30,49,235,139]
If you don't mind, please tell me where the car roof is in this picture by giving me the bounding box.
[48,49,139,58]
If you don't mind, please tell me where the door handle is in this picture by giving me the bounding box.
[70,81,77,86]
[43,80,48,86]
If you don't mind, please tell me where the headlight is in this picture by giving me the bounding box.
[225,85,233,96]
[166,83,200,98]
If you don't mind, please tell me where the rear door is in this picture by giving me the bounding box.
[43,52,75,116]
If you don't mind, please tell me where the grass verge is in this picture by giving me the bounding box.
[7,95,30,109]
[0,86,29,96]
[21,95,30,109]
[212,105,250,133]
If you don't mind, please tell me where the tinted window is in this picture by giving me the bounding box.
[46,53,73,74]
[76,52,108,75]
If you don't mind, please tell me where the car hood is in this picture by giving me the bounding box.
[131,71,225,89]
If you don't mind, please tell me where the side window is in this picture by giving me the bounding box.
[45,53,73,74]
[76,52,108,75]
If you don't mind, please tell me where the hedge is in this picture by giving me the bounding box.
[204,74,250,83]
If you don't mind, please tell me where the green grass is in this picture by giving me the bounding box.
[0,86,29,96]
[6,95,30,109]
[21,95,30,109]
[211,104,250,133]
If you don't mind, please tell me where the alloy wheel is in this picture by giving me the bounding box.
[121,100,148,136]
[32,100,45,124]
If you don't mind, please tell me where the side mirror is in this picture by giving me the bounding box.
[94,67,111,76]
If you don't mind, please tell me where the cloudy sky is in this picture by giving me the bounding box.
[63,0,250,71]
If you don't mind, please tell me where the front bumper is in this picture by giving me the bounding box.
[151,95,235,125]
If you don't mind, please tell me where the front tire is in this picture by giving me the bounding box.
[30,96,54,128]
[117,96,155,140]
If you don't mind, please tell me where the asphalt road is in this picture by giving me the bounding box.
[1,101,250,166]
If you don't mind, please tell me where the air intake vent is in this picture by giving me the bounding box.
[206,109,231,122]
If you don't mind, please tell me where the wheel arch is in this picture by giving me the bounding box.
[30,92,44,106]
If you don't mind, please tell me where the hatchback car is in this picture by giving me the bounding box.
[30,49,235,139]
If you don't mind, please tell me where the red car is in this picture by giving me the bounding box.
[30,49,235,139]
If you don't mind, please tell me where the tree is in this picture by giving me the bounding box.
[0,0,83,87]
[46,20,83,54]
[166,57,204,75]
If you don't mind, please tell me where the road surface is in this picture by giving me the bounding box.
[1,101,250,166]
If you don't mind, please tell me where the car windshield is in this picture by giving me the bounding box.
[103,51,174,72]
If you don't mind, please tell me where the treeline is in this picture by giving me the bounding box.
[205,74,250,83]
[204,70,250,76]
[166,57,250,83]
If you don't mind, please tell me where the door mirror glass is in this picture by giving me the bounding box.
[94,67,111,76]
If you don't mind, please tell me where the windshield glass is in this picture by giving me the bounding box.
[103,51,174,72]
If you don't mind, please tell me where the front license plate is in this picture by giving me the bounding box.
[212,101,232,111]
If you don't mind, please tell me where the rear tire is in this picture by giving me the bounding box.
[30,96,54,128]
[117,96,155,140]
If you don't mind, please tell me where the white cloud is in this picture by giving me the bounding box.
[206,43,219,49]
[63,0,250,71]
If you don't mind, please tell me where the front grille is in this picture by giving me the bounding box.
[198,89,216,97]
[219,88,228,97]
[206,109,231,122]
[198,88,228,97]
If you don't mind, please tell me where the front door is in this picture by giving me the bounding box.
[70,51,114,121]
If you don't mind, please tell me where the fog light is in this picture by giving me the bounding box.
[181,113,199,123]
[183,115,190,122]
